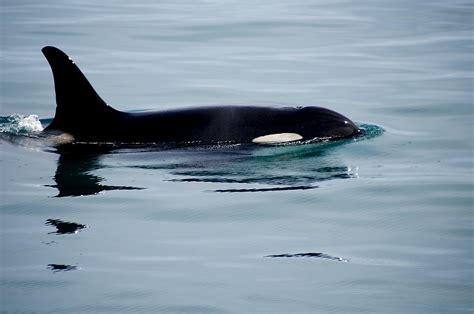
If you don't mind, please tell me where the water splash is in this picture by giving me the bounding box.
[357,123,385,141]
[0,114,44,136]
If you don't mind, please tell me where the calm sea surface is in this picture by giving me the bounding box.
[1,0,473,313]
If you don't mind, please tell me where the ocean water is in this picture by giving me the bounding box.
[1,0,473,313]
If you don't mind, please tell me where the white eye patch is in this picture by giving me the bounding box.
[252,133,303,144]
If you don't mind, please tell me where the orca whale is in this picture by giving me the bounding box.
[42,46,361,145]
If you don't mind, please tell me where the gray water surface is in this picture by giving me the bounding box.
[1,1,473,313]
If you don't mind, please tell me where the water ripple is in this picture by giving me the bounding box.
[265,252,348,262]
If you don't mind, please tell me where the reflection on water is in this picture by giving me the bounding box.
[47,146,144,197]
[154,125,381,192]
[164,142,359,192]
[45,219,86,235]
[215,186,316,193]
[45,138,362,196]
[0,120,381,197]
[47,264,78,273]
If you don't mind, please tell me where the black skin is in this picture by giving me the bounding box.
[42,46,361,144]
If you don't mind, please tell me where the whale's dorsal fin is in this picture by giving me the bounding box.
[42,46,112,133]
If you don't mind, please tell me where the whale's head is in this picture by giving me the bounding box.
[298,106,362,140]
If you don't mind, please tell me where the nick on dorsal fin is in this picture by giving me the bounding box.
[42,46,117,135]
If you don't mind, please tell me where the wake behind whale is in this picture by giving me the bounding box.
[41,46,362,146]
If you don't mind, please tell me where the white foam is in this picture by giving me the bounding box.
[0,114,44,135]
[17,115,44,133]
